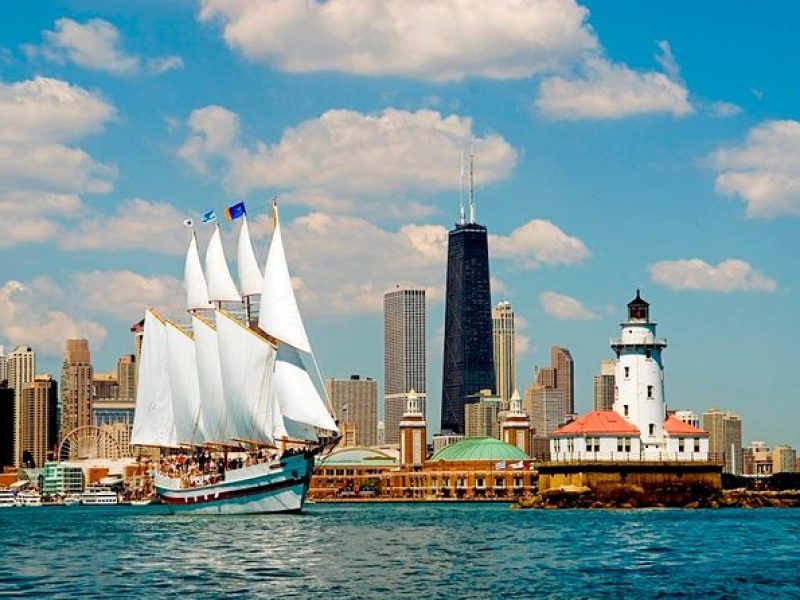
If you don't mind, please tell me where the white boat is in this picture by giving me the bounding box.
[0,490,15,507]
[131,202,339,515]
[63,494,81,506]
[80,486,119,506]
[130,498,156,506]
[15,490,42,507]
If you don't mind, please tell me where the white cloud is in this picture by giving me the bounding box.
[490,219,590,268]
[0,192,85,247]
[0,76,115,144]
[711,120,800,218]
[25,18,183,76]
[649,258,777,293]
[536,50,693,120]
[179,106,518,197]
[539,291,598,320]
[709,101,743,118]
[72,270,185,321]
[0,278,107,356]
[0,77,115,213]
[199,0,597,81]
[515,314,530,356]
[59,198,189,255]
[147,55,184,74]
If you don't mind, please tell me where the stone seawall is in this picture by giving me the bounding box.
[537,461,722,507]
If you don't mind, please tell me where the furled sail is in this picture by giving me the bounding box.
[258,206,311,352]
[205,225,242,303]
[131,309,178,447]
[271,343,338,432]
[165,321,205,445]
[191,315,228,442]
[216,309,278,442]
[185,232,212,311]
[237,215,263,297]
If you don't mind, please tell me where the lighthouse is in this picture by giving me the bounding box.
[611,290,668,458]
[399,389,427,468]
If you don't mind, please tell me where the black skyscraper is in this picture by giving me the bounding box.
[440,221,495,433]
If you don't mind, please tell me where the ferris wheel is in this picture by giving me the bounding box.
[58,425,131,462]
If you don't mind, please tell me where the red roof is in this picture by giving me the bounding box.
[664,415,708,436]
[553,411,640,437]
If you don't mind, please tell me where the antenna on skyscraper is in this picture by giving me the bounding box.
[459,149,466,225]
[468,141,476,223]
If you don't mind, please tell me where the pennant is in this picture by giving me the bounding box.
[225,201,246,221]
[201,210,217,223]
[510,461,524,469]
[495,460,506,470]
[183,218,194,228]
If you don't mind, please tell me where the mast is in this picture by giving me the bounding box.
[468,143,476,224]
[237,214,263,326]
[459,149,466,225]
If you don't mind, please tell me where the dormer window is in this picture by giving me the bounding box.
[624,367,630,379]
[647,385,654,398]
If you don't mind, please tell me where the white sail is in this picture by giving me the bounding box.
[131,309,177,447]
[185,232,212,311]
[216,309,277,442]
[165,322,205,445]
[258,208,311,353]
[237,215,263,297]
[205,226,242,303]
[192,315,228,442]
[271,343,338,432]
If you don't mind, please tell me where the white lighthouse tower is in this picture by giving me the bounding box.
[611,290,667,459]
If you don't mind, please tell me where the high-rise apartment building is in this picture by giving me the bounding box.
[93,373,119,402]
[19,375,57,468]
[551,347,574,416]
[492,301,515,403]
[0,345,7,383]
[8,346,35,468]
[703,409,742,474]
[441,215,494,434]
[593,359,615,411]
[0,382,14,467]
[772,445,797,474]
[384,287,426,444]
[117,354,137,401]
[60,339,94,440]
[464,392,502,439]
[326,376,378,447]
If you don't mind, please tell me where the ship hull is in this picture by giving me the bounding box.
[156,452,313,515]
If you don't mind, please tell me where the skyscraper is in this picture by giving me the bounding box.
[0,382,14,467]
[384,287,426,444]
[492,300,515,403]
[60,339,93,440]
[703,409,742,474]
[326,375,378,447]
[593,359,616,411]
[551,347,574,416]
[8,346,35,468]
[441,177,494,433]
[0,345,7,383]
[117,354,137,401]
[20,375,57,468]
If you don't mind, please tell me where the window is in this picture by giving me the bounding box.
[648,424,655,436]
[587,437,600,452]
[694,439,701,453]
[567,439,574,453]
[647,385,654,398]
[645,350,651,359]
[624,367,630,379]
[614,386,619,400]
[623,405,629,417]
[618,437,631,452]
[678,438,685,452]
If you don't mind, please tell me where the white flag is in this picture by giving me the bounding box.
[495,460,506,469]
[510,461,524,469]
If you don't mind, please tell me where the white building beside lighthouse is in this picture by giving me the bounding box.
[550,291,709,462]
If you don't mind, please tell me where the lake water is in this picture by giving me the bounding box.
[1,504,798,598]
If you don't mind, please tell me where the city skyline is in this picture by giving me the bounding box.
[0,1,799,448]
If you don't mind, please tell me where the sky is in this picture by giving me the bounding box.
[1,1,798,448]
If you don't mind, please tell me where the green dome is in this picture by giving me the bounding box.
[316,447,397,467]
[430,437,530,462]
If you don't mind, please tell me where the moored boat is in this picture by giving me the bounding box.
[0,490,15,507]
[15,490,42,507]
[131,201,339,515]
[80,486,119,506]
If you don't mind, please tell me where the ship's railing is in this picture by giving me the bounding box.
[538,452,726,464]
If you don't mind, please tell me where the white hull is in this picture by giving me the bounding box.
[156,452,313,515]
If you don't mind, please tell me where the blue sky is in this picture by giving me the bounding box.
[1,1,798,447]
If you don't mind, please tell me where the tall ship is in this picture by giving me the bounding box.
[131,202,338,514]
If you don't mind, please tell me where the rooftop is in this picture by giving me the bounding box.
[664,416,709,436]
[429,437,530,462]
[553,411,640,437]
[316,447,397,467]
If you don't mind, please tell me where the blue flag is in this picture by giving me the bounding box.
[225,201,246,221]
[201,210,217,223]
